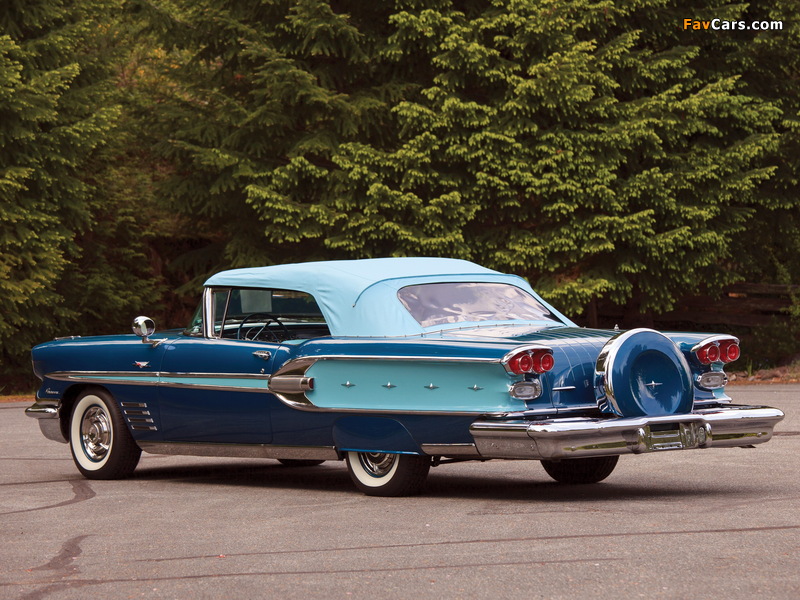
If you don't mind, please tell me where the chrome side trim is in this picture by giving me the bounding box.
[45,370,481,416]
[470,404,784,460]
[47,371,158,385]
[297,354,503,364]
[269,395,486,416]
[45,371,269,393]
[138,442,339,460]
[44,356,511,416]
[160,372,265,379]
[159,372,268,392]
[421,443,481,457]
[690,335,739,353]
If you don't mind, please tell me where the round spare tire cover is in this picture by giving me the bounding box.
[596,328,692,417]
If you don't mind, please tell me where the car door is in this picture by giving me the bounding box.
[157,336,277,443]
[156,285,329,444]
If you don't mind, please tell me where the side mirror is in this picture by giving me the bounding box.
[132,316,156,343]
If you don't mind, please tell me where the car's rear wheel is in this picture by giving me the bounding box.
[69,388,141,479]
[277,459,325,467]
[540,456,619,484]
[345,451,430,496]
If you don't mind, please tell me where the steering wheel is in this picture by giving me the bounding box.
[236,312,290,342]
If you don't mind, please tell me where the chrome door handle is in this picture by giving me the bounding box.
[252,350,272,361]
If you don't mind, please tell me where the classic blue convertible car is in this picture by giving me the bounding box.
[27,258,784,495]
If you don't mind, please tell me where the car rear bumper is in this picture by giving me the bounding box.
[469,404,785,460]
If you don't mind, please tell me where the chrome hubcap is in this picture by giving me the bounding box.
[81,406,111,461]
[358,453,396,478]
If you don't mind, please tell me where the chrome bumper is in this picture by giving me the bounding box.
[470,404,785,460]
[25,400,67,443]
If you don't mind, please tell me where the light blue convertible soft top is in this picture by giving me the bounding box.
[204,257,574,337]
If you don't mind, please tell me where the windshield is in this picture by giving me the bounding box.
[185,288,326,338]
[397,282,559,328]
[184,302,204,336]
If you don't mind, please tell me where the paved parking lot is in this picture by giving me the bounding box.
[2,384,798,599]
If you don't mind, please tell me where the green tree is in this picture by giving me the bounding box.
[0,0,164,388]
[139,0,420,280]
[729,0,800,287]
[141,0,792,324]
[355,0,782,318]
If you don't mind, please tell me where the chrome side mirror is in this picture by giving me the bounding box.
[132,316,156,343]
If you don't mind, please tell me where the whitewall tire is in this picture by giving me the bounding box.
[345,451,430,497]
[69,388,141,479]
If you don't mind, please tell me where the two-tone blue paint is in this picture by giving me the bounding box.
[30,320,739,456]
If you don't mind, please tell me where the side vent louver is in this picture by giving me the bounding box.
[121,401,157,431]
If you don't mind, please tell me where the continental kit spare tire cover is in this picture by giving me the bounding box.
[595,328,693,417]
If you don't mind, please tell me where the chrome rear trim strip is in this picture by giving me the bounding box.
[421,443,480,457]
[138,442,339,461]
[282,354,503,365]
[269,390,486,416]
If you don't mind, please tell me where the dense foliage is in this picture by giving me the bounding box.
[1,0,798,387]
[142,0,797,314]
[0,0,165,388]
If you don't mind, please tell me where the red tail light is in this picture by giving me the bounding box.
[696,343,721,365]
[506,349,554,374]
[509,352,534,374]
[719,340,740,363]
[694,337,740,365]
[533,352,555,373]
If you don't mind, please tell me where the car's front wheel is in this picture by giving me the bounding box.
[540,455,619,484]
[345,451,430,496]
[69,388,141,479]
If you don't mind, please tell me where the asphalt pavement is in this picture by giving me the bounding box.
[2,384,798,599]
